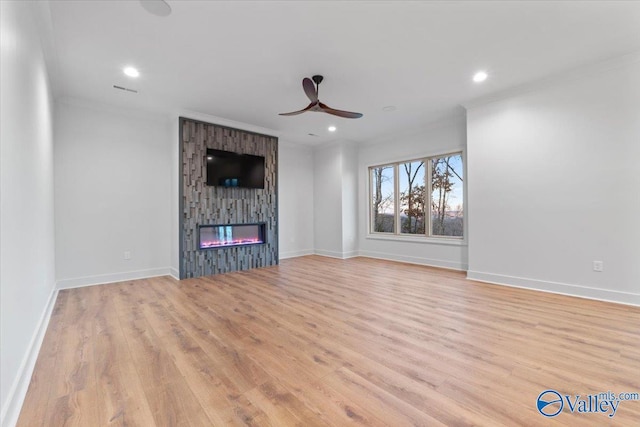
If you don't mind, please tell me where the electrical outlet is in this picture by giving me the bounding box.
[592,261,603,272]
[124,251,131,260]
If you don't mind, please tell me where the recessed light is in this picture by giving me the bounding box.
[123,67,140,78]
[473,71,488,83]
[382,106,396,112]
[328,126,337,132]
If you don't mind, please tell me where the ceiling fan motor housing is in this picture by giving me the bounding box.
[279,75,363,119]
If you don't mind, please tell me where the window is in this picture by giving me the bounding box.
[399,160,425,235]
[370,165,394,232]
[430,154,464,237]
[369,152,464,238]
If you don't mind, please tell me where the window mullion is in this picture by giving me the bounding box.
[426,157,432,237]
[368,168,376,233]
[394,163,400,235]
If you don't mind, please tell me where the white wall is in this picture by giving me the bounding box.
[357,116,469,270]
[313,143,344,257]
[466,59,640,305]
[54,100,173,288]
[341,144,358,256]
[170,117,180,278]
[0,1,57,425]
[278,142,315,258]
[311,141,361,258]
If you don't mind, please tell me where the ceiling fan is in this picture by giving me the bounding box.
[279,75,363,119]
[140,0,172,17]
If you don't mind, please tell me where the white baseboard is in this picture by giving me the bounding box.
[467,270,640,307]
[313,249,358,260]
[358,250,467,271]
[1,286,58,427]
[279,249,315,260]
[56,267,175,289]
[169,267,179,281]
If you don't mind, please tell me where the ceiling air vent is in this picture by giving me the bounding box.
[113,85,138,94]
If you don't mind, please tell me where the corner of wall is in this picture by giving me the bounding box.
[1,287,58,427]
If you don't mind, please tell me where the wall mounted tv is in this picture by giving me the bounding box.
[205,149,265,189]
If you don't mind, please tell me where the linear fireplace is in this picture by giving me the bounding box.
[198,223,266,250]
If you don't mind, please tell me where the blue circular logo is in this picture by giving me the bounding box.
[537,390,563,417]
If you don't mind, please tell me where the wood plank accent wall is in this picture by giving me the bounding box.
[179,117,278,279]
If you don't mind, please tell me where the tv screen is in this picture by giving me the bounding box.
[205,149,265,189]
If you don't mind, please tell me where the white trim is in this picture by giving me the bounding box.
[278,139,315,150]
[279,249,315,260]
[358,109,466,148]
[169,268,180,281]
[358,250,467,271]
[365,150,466,175]
[1,287,58,427]
[467,271,640,307]
[365,234,466,246]
[464,51,640,110]
[56,267,174,289]
[311,138,359,152]
[176,109,279,138]
[57,97,169,123]
[313,250,358,260]
[342,251,359,259]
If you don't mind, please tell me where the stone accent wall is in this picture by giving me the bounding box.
[179,117,278,278]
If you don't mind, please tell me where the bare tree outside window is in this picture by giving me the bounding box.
[399,161,425,234]
[371,165,394,232]
[431,154,463,237]
[369,152,463,238]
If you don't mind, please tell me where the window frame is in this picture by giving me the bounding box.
[368,151,465,241]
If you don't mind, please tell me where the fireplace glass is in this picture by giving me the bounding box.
[198,223,266,249]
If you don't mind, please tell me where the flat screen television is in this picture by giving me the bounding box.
[205,149,265,189]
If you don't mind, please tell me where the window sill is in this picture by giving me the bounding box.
[366,233,467,246]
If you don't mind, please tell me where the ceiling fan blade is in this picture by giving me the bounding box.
[318,102,363,119]
[302,78,318,103]
[279,102,316,116]
[140,0,172,16]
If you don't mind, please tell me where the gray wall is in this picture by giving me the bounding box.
[180,118,278,278]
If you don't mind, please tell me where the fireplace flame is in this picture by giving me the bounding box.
[200,238,263,249]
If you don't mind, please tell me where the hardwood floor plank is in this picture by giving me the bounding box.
[93,289,156,426]
[321,367,446,427]
[252,380,334,427]
[16,290,71,427]
[44,386,100,427]
[243,385,307,427]
[17,256,640,426]
[41,288,101,426]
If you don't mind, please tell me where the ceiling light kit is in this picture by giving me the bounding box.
[328,126,337,132]
[280,75,363,119]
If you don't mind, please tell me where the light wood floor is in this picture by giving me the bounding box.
[18,256,640,426]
